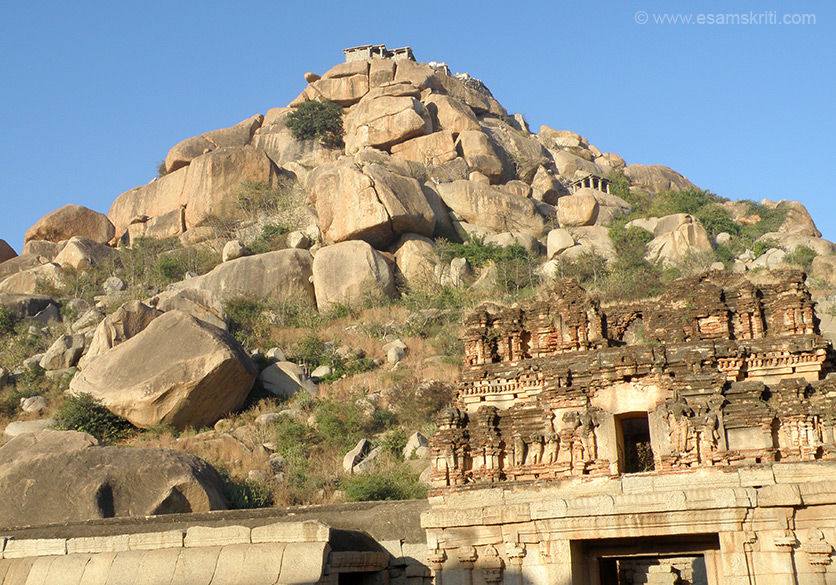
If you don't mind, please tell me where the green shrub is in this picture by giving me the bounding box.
[380,428,408,460]
[608,224,654,270]
[286,99,345,145]
[224,297,270,347]
[340,465,427,501]
[694,205,740,238]
[0,306,16,337]
[156,160,168,178]
[785,246,818,272]
[220,471,273,509]
[753,241,769,259]
[54,393,134,443]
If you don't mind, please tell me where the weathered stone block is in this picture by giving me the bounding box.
[277,542,328,585]
[170,546,222,584]
[1,538,66,558]
[128,530,185,551]
[133,548,182,585]
[77,552,117,585]
[184,526,251,548]
[67,535,130,555]
[250,521,330,543]
[211,543,285,585]
[757,484,802,507]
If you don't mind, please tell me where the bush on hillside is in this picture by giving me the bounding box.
[340,465,427,502]
[54,393,134,443]
[286,99,344,145]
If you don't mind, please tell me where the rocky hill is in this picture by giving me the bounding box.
[2,46,836,527]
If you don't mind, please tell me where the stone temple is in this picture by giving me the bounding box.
[422,269,836,584]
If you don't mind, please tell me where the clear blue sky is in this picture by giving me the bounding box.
[1,1,833,253]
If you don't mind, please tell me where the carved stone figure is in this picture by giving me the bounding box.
[696,404,720,464]
[665,399,694,454]
[543,431,559,464]
[528,432,544,465]
[512,434,526,467]
[564,410,599,462]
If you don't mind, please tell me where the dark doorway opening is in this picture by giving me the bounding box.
[619,414,654,473]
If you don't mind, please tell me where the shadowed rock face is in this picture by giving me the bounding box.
[0,430,226,529]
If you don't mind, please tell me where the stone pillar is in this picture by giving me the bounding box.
[756,530,800,585]
[505,542,525,585]
[457,546,477,585]
[428,548,447,585]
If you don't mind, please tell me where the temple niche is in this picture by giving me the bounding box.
[424,270,836,584]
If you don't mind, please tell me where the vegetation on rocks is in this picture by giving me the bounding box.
[286,99,344,145]
[54,393,134,443]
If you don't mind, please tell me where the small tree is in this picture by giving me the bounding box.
[286,99,344,145]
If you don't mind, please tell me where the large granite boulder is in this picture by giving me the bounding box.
[423,94,480,137]
[0,254,47,284]
[454,130,503,182]
[109,146,280,239]
[77,300,164,370]
[550,150,606,178]
[69,310,256,429]
[480,117,551,183]
[0,293,58,320]
[312,241,395,310]
[0,262,63,294]
[165,114,264,173]
[394,60,507,116]
[24,204,115,245]
[0,430,226,528]
[344,83,430,153]
[435,180,545,237]
[307,60,371,106]
[177,248,315,305]
[0,239,16,264]
[755,233,836,257]
[52,236,115,270]
[148,288,229,330]
[645,214,712,266]
[311,159,434,247]
[623,164,697,194]
[390,130,458,166]
[761,199,821,238]
[557,191,599,227]
[391,233,439,284]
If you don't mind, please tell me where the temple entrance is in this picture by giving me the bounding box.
[573,535,720,585]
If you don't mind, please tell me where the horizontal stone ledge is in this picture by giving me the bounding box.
[1,538,66,558]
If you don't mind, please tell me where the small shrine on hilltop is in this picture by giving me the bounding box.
[422,270,836,585]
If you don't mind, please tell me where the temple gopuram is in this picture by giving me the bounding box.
[422,270,836,585]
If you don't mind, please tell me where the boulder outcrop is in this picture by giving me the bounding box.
[177,248,316,305]
[312,240,395,310]
[623,163,697,193]
[24,204,115,245]
[344,84,430,153]
[78,300,163,370]
[311,159,435,247]
[435,180,544,237]
[0,239,16,264]
[69,310,257,429]
[165,114,264,173]
[0,430,226,528]
[109,146,279,239]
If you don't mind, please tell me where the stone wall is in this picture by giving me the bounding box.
[0,501,432,585]
[421,465,836,584]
